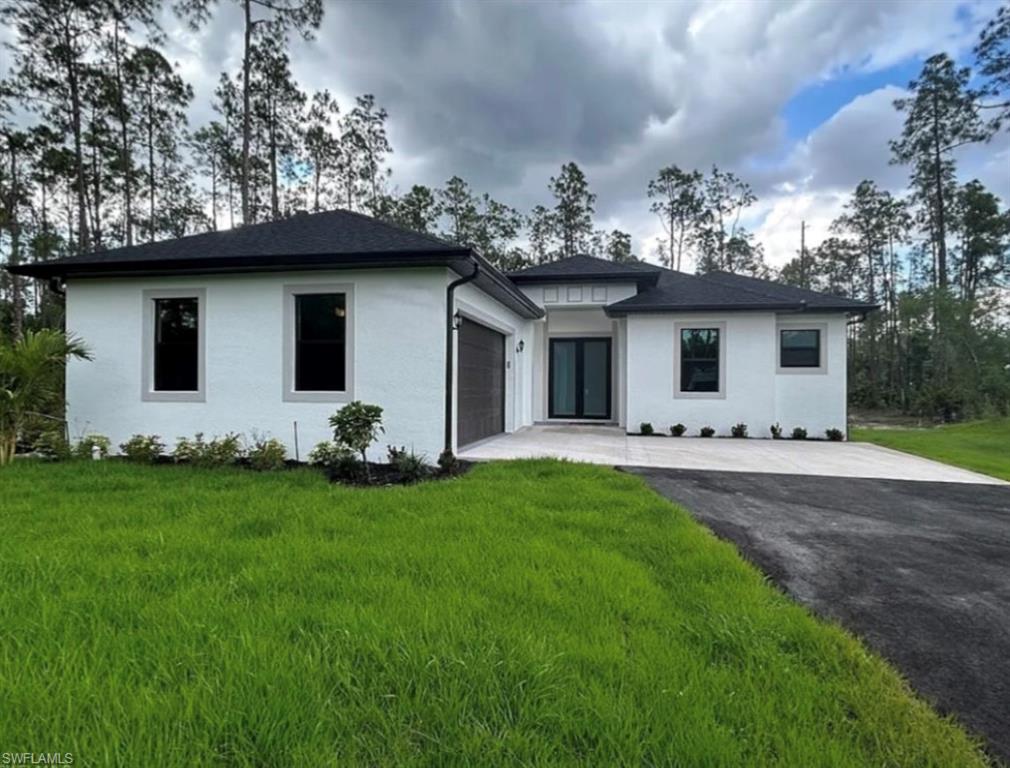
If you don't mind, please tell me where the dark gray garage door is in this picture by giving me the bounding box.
[457,318,505,448]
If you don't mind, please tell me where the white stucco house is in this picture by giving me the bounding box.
[9,209,876,460]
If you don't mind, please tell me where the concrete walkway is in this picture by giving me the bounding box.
[459,424,1006,484]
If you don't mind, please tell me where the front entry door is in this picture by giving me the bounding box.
[549,338,611,419]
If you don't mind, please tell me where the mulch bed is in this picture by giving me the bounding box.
[326,460,474,487]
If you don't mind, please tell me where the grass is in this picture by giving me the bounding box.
[852,418,1010,481]
[0,460,989,766]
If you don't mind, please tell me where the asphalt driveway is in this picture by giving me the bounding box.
[626,468,1010,763]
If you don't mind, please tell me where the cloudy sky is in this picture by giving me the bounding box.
[107,1,1010,266]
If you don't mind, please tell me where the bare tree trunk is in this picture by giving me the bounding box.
[5,142,24,341]
[147,85,155,242]
[931,92,948,290]
[64,19,90,254]
[269,96,279,220]
[210,149,218,230]
[241,0,252,225]
[112,17,134,246]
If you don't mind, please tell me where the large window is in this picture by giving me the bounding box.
[154,298,199,391]
[143,289,205,401]
[284,284,353,402]
[680,328,720,393]
[780,329,821,369]
[295,293,346,391]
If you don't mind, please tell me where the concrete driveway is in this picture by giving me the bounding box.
[461,425,1005,484]
[627,468,1010,763]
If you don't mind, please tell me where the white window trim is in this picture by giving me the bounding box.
[776,321,828,375]
[142,288,207,403]
[283,283,355,403]
[674,320,727,399]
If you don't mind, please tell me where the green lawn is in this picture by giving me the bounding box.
[852,418,1010,481]
[0,460,988,766]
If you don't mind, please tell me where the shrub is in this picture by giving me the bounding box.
[308,441,352,467]
[791,427,808,440]
[329,401,384,480]
[825,427,845,441]
[730,423,748,438]
[392,449,431,483]
[387,445,407,464]
[120,434,165,463]
[699,426,715,438]
[247,436,287,471]
[173,433,243,467]
[33,429,71,461]
[73,434,111,460]
[437,449,460,475]
[770,423,783,439]
[329,451,364,483]
[670,423,686,437]
[639,422,654,436]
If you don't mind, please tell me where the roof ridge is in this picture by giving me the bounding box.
[335,208,467,252]
[697,270,801,304]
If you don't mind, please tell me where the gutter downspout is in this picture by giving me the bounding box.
[444,258,480,453]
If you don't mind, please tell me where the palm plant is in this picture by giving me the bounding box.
[0,330,91,466]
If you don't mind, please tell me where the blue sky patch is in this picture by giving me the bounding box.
[781,58,922,142]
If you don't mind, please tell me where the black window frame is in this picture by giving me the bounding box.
[779,328,821,369]
[152,296,200,392]
[679,327,721,394]
[293,291,347,393]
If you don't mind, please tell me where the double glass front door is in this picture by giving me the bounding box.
[549,338,611,419]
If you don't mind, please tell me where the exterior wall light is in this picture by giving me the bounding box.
[453,310,462,330]
[516,339,525,353]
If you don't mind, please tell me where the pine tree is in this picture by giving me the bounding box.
[548,162,595,258]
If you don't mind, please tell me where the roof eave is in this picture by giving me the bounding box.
[603,301,879,317]
[509,272,661,288]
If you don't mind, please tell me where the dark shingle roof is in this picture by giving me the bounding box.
[10,209,467,276]
[6,209,543,319]
[510,255,874,314]
[508,254,661,285]
[604,267,877,315]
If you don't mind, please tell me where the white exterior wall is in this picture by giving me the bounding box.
[65,268,454,461]
[625,312,848,437]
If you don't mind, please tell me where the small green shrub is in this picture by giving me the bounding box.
[392,449,431,483]
[670,423,687,437]
[437,449,460,474]
[308,440,351,466]
[825,427,845,441]
[639,422,654,436]
[387,445,407,464]
[33,429,71,461]
[120,434,165,463]
[730,423,748,438]
[770,423,783,439]
[791,427,808,440]
[329,402,384,480]
[247,436,287,471]
[699,426,715,438]
[173,433,243,467]
[73,434,111,460]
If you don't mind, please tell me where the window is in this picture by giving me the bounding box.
[680,328,720,393]
[780,329,820,368]
[154,298,199,391]
[295,293,346,391]
[284,284,354,402]
[143,289,205,402]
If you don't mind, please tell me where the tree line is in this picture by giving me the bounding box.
[1,0,1008,419]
